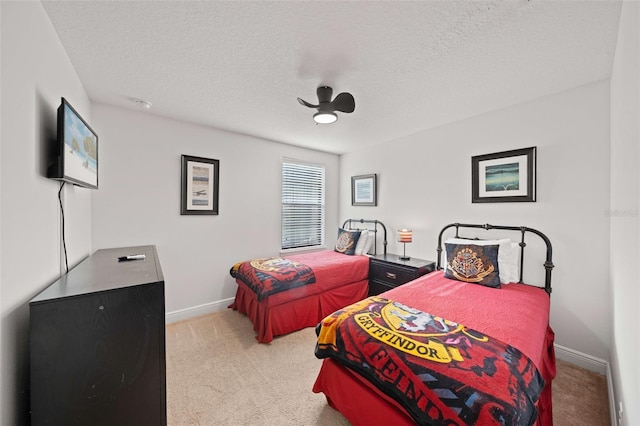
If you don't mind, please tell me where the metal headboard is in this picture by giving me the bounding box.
[342,219,388,255]
[436,223,554,295]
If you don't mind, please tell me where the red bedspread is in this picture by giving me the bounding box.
[230,250,370,343]
[315,296,544,425]
[382,271,552,369]
[313,270,556,425]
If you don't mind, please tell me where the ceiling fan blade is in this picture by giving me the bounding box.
[331,92,355,113]
[316,86,333,104]
[297,97,318,109]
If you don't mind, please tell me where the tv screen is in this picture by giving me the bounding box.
[48,98,98,189]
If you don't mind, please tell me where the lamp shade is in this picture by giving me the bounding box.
[398,229,412,243]
[313,111,337,124]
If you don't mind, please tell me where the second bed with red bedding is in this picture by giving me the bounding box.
[230,219,388,343]
[230,250,370,343]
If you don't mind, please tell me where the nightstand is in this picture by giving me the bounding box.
[368,253,435,296]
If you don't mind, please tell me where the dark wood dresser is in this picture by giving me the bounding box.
[368,253,435,296]
[29,245,166,426]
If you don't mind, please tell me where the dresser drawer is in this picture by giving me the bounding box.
[370,262,417,285]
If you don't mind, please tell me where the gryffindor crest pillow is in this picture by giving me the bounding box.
[444,243,501,288]
[335,228,361,255]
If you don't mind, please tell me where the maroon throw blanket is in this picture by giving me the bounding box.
[315,297,544,425]
[230,257,316,301]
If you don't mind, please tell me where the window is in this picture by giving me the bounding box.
[281,159,325,251]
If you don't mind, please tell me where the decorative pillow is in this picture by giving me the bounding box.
[335,228,361,255]
[444,243,501,288]
[444,238,512,284]
[354,229,369,255]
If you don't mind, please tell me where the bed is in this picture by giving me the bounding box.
[313,222,556,425]
[229,219,388,343]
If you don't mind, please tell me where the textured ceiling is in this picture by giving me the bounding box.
[42,0,622,154]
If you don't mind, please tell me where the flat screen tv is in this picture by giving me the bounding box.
[48,97,98,189]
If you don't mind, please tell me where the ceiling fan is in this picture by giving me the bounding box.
[297,86,355,124]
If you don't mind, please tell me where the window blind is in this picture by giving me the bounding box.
[281,160,325,250]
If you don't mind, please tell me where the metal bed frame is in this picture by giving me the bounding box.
[342,219,388,256]
[436,222,554,294]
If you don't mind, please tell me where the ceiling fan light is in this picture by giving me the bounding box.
[313,111,337,124]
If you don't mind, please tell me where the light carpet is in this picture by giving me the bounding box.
[166,310,609,425]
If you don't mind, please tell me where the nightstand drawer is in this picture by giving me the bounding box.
[370,262,416,285]
[368,280,397,296]
[367,253,435,296]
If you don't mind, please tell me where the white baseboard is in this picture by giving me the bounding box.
[606,361,617,426]
[554,343,607,375]
[554,344,616,425]
[165,297,234,324]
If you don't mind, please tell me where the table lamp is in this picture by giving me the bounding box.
[398,229,412,260]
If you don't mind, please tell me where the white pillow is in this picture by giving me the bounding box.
[444,238,513,284]
[354,229,370,255]
[365,230,375,255]
[509,242,520,283]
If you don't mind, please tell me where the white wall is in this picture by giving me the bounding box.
[0,3,4,421]
[90,104,340,319]
[0,2,93,425]
[340,81,612,361]
[610,1,639,425]
[0,2,4,421]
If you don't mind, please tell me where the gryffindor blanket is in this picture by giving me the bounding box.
[230,257,316,301]
[315,297,544,425]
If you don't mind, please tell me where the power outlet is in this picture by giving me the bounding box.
[618,401,624,424]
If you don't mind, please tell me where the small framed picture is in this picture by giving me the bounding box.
[181,155,219,215]
[351,174,377,206]
[472,147,536,203]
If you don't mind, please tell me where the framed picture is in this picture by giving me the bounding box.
[181,155,219,215]
[351,174,377,206]
[472,147,536,203]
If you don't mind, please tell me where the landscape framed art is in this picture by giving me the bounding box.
[472,147,536,203]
